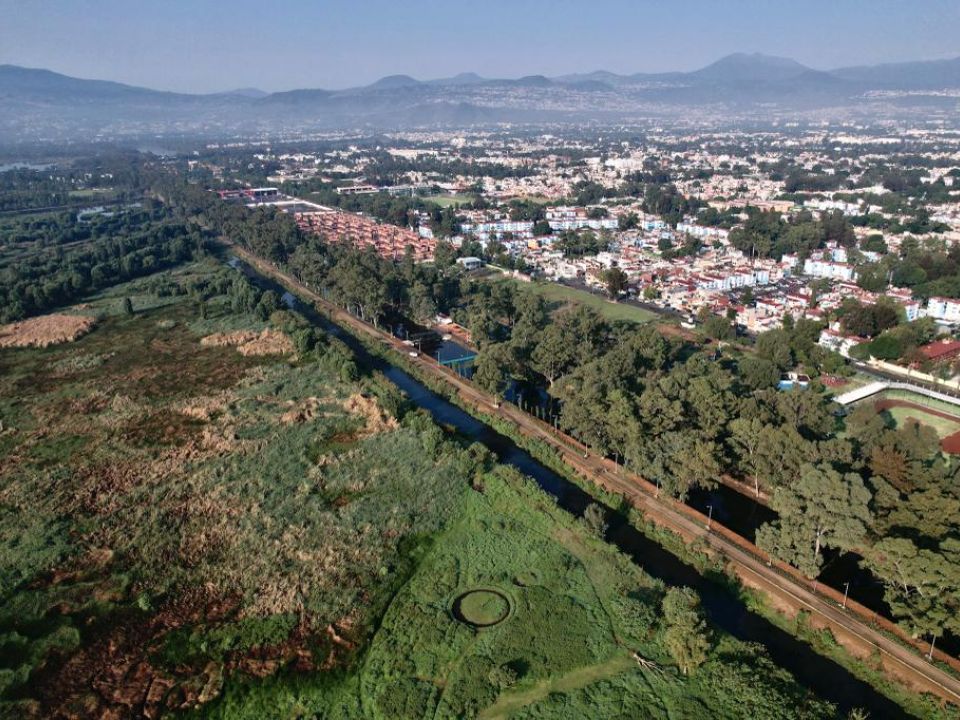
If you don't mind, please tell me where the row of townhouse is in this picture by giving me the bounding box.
[676,222,731,243]
[800,257,858,282]
[294,210,435,262]
[694,267,772,292]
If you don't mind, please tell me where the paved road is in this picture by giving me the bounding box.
[229,244,960,708]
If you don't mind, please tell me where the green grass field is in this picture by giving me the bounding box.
[884,405,960,438]
[428,194,472,208]
[207,465,837,720]
[493,276,658,324]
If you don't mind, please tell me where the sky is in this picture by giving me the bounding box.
[1,0,959,93]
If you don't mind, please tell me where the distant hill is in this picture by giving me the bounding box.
[365,74,421,90]
[2,52,960,142]
[428,72,486,86]
[0,64,183,102]
[219,87,268,99]
[689,53,813,84]
[832,56,960,90]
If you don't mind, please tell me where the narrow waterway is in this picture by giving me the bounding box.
[250,261,914,718]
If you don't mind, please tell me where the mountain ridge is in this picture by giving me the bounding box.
[2,52,960,142]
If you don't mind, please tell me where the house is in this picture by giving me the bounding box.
[457,256,484,271]
[918,339,960,363]
[925,297,960,324]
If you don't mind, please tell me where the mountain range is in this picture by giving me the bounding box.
[2,52,960,143]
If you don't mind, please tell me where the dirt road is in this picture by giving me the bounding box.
[229,244,960,707]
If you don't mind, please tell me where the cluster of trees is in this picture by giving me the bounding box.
[849,318,940,366]
[858,239,960,300]
[783,171,849,193]
[556,229,611,258]
[662,587,711,675]
[642,184,704,227]
[0,158,139,212]
[0,205,206,322]
[729,208,855,260]
[837,298,902,338]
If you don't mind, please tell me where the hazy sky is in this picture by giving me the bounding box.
[2,0,958,93]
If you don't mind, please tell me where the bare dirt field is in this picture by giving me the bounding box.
[0,313,96,348]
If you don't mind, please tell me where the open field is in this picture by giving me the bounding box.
[206,464,836,720]
[0,261,474,717]
[490,276,658,324]
[428,194,472,207]
[883,404,960,438]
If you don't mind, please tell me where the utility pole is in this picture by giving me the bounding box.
[928,634,937,661]
[706,504,713,531]
[842,582,850,609]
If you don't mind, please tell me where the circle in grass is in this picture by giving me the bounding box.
[452,588,513,628]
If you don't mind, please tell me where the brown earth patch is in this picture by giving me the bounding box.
[0,314,96,348]
[200,329,294,356]
[280,396,326,425]
[942,431,960,454]
[28,588,239,720]
[343,393,399,437]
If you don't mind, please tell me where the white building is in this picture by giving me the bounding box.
[925,297,960,323]
[457,257,484,271]
[803,258,857,282]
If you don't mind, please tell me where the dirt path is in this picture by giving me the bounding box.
[227,243,960,708]
[477,654,636,720]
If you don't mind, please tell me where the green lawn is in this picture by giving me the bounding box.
[493,276,657,324]
[428,194,472,208]
[884,405,960,438]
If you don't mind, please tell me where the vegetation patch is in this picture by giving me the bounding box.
[0,313,96,348]
[452,588,513,628]
[200,328,294,356]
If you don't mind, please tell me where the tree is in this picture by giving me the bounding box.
[473,342,514,399]
[432,240,457,268]
[861,537,960,640]
[531,323,576,386]
[662,587,710,674]
[581,503,608,536]
[728,417,770,496]
[602,267,629,299]
[532,219,552,236]
[738,356,780,390]
[755,329,793,370]
[702,315,734,341]
[122,297,134,315]
[671,437,723,500]
[408,282,438,325]
[757,463,872,577]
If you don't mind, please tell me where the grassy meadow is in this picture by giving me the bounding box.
[489,275,658,325]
